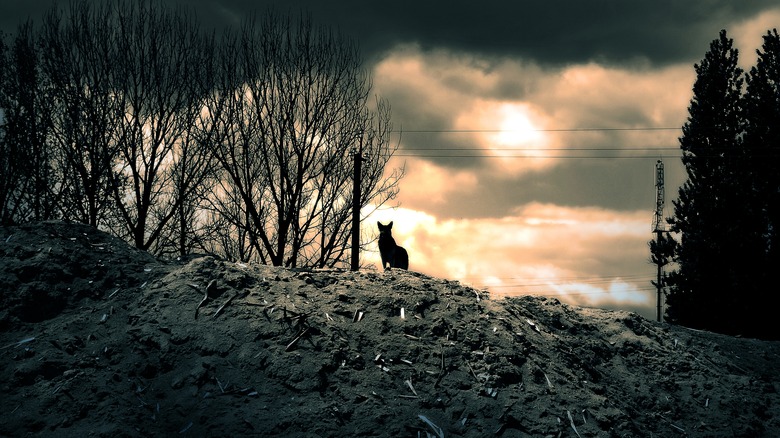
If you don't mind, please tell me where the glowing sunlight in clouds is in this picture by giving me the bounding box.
[494,103,543,147]
[455,101,555,174]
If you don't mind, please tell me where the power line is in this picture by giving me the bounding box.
[383,126,685,158]
[391,127,681,133]
[400,147,680,151]
[384,144,683,159]
[391,154,680,159]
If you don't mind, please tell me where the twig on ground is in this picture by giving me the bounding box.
[567,410,582,438]
[179,421,193,434]
[405,378,418,396]
[214,292,237,318]
[659,414,686,433]
[544,372,553,389]
[216,377,228,393]
[418,415,444,438]
[466,361,479,381]
[189,280,217,319]
[1,337,35,350]
[285,327,310,351]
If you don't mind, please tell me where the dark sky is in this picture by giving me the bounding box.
[3,0,777,66]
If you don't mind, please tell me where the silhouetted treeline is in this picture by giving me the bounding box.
[0,0,403,268]
[659,29,780,340]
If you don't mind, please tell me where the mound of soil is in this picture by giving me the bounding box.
[1,221,779,437]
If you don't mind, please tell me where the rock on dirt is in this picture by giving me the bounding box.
[1,221,779,437]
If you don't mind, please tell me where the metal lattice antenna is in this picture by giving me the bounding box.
[652,160,665,232]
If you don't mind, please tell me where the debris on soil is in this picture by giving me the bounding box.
[1,221,779,437]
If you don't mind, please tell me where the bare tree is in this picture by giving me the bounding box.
[148,121,219,258]
[6,1,401,265]
[0,31,16,225]
[1,22,61,225]
[152,32,219,258]
[111,0,213,252]
[0,29,23,224]
[196,28,270,262]
[39,4,122,226]
[205,10,402,267]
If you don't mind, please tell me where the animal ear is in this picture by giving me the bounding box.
[388,221,393,228]
[377,221,382,227]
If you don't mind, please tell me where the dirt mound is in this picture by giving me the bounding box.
[0,221,158,326]
[1,222,779,437]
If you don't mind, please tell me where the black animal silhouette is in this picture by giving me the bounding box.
[377,221,408,270]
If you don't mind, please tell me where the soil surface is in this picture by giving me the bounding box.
[1,221,779,437]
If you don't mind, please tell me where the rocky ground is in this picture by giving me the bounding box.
[1,221,779,437]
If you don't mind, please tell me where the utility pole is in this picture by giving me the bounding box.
[350,148,363,271]
[652,160,665,322]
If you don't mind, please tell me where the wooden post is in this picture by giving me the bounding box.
[350,150,362,271]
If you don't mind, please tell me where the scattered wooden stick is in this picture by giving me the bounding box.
[214,292,237,318]
[466,361,479,381]
[659,414,685,433]
[179,421,193,434]
[216,377,230,394]
[418,415,444,438]
[282,308,311,325]
[285,327,310,351]
[405,378,418,396]
[1,337,35,350]
[189,283,209,319]
[440,344,446,374]
[189,280,220,319]
[567,410,582,438]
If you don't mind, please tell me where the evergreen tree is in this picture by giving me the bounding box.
[741,29,780,338]
[666,30,764,336]
[649,231,676,321]
[744,30,780,267]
